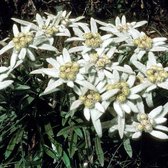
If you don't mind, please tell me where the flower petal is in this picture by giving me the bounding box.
[132,131,142,139]
[0,80,13,90]
[127,100,139,113]
[154,125,168,132]
[101,89,119,101]
[95,102,105,113]
[118,116,125,139]
[90,18,98,33]
[148,106,163,119]
[154,117,167,124]
[84,108,90,121]
[150,130,168,139]
[18,48,27,60]
[13,24,19,36]
[41,79,62,96]
[10,52,18,68]
[121,103,131,114]
[113,101,124,117]
[0,41,14,55]
[70,100,82,111]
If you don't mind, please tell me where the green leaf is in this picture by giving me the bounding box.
[123,138,133,158]
[74,128,83,138]
[95,137,104,167]
[15,84,30,90]
[45,123,63,158]
[62,151,71,168]
[5,129,24,159]
[57,125,75,137]
[51,140,63,158]
[44,123,54,138]
[20,95,34,110]
[43,145,58,160]
[83,128,91,149]
[69,132,77,158]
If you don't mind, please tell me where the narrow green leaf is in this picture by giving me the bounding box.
[5,129,24,159]
[123,138,133,158]
[62,152,71,168]
[15,84,30,90]
[69,132,77,158]
[51,140,63,158]
[83,128,91,149]
[43,145,58,160]
[74,128,83,138]
[95,137,104,167]
[44,123,54,138]
[57,126,75,137]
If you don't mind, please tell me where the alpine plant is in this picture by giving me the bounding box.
[0,11,168,142]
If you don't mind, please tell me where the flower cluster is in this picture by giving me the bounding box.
[0,11,168,141]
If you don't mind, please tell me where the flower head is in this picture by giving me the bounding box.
[66,18,112,54]
[126,103,168,140]
[31,48,96,95]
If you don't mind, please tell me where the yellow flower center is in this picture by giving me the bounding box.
[89,52,111,69]
[83,32,102,48]
[96,55,111,69]
[133,34,152,49]
[106,81,130,103]
[136,113,153,132]
[79,90,101,108]
[12,32,34,51]
[146,65,168,83]
[90,52,99,63]
[42,25,59,37]
[59,62,79,81]
[117,24,129,32]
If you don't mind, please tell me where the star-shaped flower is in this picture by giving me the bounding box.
[66,17,112,54]
[126,102,168,140]
[31,48,95,95]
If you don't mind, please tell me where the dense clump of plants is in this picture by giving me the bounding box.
[0,9,168,167]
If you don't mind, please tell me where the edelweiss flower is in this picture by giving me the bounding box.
[31,48,95,95]
[66,17,112,54]
[0,23,58,68]
[126,102,168,140]
[70,78,112,137]
[133,53,168,106]
[0,24,35,67]
[81,47,116,80]
[98,15,147,38]
[130,30,168,61]
[13,12,71,45]
[35,13,70,39]
[104,68,145,138]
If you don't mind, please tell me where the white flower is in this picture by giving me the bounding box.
[70,77,111,137]
[81,47,117,80]
[132,53,168,106]
[66,17,112,54]
[126,102,168,140]
[0,23,58,69]
[130,30,168,62]
[98,15,147,38]
[31,48,95,95]
[0,24,36,68]
[105,68,146,138]
[34,12,71,39]
[12,12,71,43]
